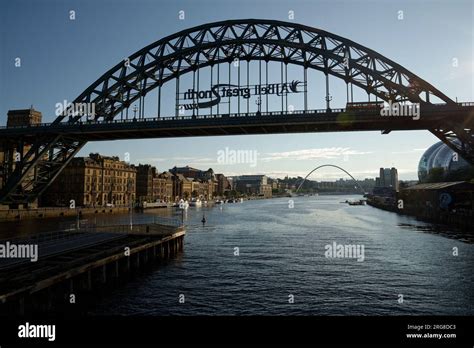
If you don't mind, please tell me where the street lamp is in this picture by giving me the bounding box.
[255,97,262,115]
[133,105,138,120]
[325,94,333,112]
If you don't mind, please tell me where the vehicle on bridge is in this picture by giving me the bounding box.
[345,101,384,112]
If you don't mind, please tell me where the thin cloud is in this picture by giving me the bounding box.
[391,148,426,154]
[223,168,417,180]
[137,156,216,165]
[136,157,167,163]
[261,147,372,162]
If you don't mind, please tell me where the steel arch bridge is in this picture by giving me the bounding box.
[295,164,367,194]
[1,19,473,206]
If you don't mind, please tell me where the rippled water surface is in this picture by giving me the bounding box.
[5,196,473,315]
[85,196,474,315]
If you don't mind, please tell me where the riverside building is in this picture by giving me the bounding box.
[41,153,136,207]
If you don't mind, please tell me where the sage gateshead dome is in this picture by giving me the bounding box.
[418,140,470,181]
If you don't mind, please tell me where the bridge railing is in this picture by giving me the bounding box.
[72,215,184,230]
[1,102,473,130]
[0,108,348,129]
[88,222,183,236]
[0,229,87,245]
[0,216,183,244]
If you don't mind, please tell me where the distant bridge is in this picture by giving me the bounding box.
[1,19,473,206]
[295,164,367,194]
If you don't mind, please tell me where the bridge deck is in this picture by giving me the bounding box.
[1,105,472,141]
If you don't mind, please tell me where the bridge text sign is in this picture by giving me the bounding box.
[179,81,303,110]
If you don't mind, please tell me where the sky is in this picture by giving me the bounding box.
[0,0,473,181]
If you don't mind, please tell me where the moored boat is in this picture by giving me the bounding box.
[175,199,189,209]
[143,202,167,209]
[189,198,202,207]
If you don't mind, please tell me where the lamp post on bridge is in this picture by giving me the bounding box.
[325,94,333,113]
[325,72,332,112]
[256,97,261,116]
[132,105,138,120]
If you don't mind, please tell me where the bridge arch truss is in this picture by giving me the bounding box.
[2,19,472,206]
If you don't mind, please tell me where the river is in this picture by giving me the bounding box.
[3,195,473,315]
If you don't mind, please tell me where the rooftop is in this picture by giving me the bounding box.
[402,181,473,190]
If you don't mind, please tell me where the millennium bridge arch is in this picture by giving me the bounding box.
[1,19,473,206]
[295,164,366,194]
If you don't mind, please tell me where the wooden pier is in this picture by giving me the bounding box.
[0,221,185,315]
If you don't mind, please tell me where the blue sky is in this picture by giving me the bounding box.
[1,0,472,180]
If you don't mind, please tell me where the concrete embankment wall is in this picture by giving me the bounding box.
[0,230,185,316]
[0,206,131,222]
[367,200,473,230]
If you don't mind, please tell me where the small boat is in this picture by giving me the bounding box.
[348,200,365,206]
[141,201,168,209]
[215,200,224,204]
[201,214,206,224]
[176,199,189,209]
[189,198,202,207]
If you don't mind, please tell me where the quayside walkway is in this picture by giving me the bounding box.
[0,217,185,315]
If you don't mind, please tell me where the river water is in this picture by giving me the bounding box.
[3,196,473,315]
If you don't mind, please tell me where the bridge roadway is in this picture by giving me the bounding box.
[1,104,472,141]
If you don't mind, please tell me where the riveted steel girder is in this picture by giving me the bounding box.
[0,19,467,205]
